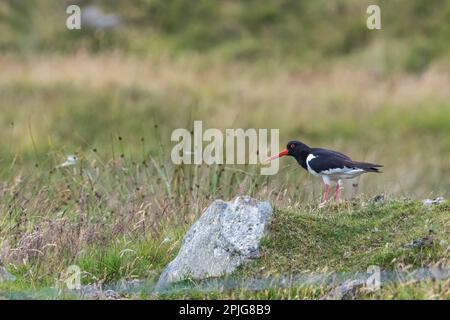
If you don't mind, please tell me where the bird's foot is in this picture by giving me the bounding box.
[318,201,328,208]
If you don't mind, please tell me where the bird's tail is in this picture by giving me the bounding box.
[353,161,383,173]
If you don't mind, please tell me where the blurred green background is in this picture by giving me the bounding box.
[0,0,449,197]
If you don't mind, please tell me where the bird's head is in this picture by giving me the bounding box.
[268,140,309,161]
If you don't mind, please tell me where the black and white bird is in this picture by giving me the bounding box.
[269,140,382,207]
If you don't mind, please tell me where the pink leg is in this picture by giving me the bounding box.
[334,181,341,202]
[319,184,330,207]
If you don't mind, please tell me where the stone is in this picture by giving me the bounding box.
[321,279,366,300]
[155,196,273,290]
[422,197,445,206]
[0,266,16,283]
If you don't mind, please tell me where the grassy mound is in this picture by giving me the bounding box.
[2,198,448,299]
[159,199,450,299]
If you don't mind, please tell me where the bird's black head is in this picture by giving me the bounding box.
[269,140,310,161]
[286,140,310,157]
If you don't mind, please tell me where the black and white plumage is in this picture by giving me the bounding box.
[269,140,382,207]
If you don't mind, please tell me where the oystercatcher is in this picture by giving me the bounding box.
[269,141,382,207]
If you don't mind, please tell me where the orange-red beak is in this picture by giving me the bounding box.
[268,149,289,161]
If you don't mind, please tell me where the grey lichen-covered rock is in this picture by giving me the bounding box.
[0,266,16,283]
[422,197,445,206]
[155,196,273,290]
[320,279,366,300]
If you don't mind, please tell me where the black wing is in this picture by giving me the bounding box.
[309,148,382,173]
[308,149,355,173]
[311,148,352,160]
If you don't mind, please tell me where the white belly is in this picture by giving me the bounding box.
[321,167,365,180]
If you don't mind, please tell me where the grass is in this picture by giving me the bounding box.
[253,200,450,273]
[154,199,450,299]
[1,195,449,299]
[2,1,450,69]
[0,1,449,299]
[0,52,449,196]
[0,52,449,299]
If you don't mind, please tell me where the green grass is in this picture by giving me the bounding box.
[75,232,184,284]
[361,280,450,299]
[1,54,449,196]
[253,200,449,273]
[0,55,449,298]
[153,200,450,299]
[0,0,449,300]
[1,198,449,299]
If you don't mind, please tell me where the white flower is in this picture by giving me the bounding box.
[58,155,77,168]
